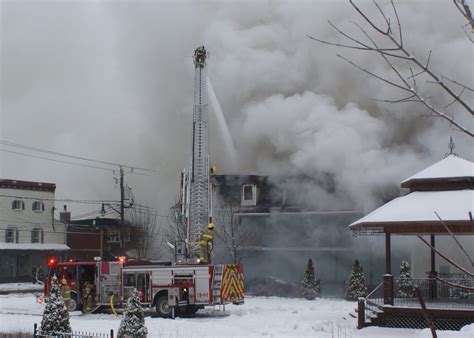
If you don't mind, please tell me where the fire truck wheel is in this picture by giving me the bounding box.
[68,294,78,312]
[155,295,172,318]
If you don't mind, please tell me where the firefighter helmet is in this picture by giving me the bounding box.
[208,223,215,230]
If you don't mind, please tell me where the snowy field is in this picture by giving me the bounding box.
[0,293,472,337]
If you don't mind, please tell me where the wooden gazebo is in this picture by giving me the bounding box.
[350,154,474,330]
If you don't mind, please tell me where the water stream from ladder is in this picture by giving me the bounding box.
[207,78,238,170]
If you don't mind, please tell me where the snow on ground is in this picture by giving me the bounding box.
[0,282,43,292]
[0,293,472,337]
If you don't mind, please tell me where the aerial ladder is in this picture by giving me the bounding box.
[178,46,213,264]
[167,46,243,313]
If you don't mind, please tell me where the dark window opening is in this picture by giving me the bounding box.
[243,185,254,201]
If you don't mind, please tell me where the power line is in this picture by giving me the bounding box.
[0,204,51,224]
[0,139,155,172]
[0,148,114,172]
[125,207,172,219]
[0,148,152,176]
[0,226,159,239]
[0,226,101,236]
[0,193,120,205]
[70,208,109,220]
[0,219,51,225]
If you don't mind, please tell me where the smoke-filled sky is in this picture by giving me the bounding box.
[0,0,472,217]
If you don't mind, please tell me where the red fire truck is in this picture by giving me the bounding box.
[45,258,244,317]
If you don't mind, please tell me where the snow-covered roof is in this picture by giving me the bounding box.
[0,243,70,251]
[401,155,473,184]
[350,189,474,228]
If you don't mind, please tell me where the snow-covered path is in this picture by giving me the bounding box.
[0,293,472,337]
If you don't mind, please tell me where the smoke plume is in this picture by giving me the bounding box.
[1,0,472,215]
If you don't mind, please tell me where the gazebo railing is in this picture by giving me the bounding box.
[363,281,384,323]
[393,276,474,308]
[358,275,474,328]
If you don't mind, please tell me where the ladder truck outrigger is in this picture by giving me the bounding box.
[44,46,244,318]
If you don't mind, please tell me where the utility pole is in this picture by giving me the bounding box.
[120,166,124,225]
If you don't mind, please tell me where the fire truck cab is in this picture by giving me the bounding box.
[46,259,123,312]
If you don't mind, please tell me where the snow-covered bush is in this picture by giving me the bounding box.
[449,274,474,299]
[345,259,368,301]
[118,289,148,338]
[398,260,415,297]
[40,275,72,334]
[301,258,320,300]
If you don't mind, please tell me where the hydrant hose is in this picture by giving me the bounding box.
[110,293,119,318]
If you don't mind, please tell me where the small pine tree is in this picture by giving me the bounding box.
[301,258,320,300]
[345,259,368,301]
[40,275,72,334]
[118,289,148,337]
[398,260,415,297]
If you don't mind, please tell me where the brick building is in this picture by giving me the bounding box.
[66,215,136,261]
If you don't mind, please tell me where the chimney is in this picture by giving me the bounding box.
[60,205,71,223]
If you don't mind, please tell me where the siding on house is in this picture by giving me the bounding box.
[0,179,68,282]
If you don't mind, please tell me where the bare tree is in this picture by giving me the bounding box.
[453,0,474,40]
[309,0,473,137]
[164,200,187,253]
[213,202,253,264]
[126,205,162,260]
[416,212,474,292]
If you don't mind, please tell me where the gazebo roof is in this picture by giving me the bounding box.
[349,189,474,234]
[401,155,473,188]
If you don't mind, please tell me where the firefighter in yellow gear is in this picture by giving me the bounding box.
[81,280,94,312]
[194,46,207,66]
[60,278,71,310]
[199,223,214,264]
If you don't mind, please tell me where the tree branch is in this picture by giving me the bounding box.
[434,211,474,267]
[309,0,474,138]
[426,271,474,291]
[417,235,474,277]
[453,0,474,30]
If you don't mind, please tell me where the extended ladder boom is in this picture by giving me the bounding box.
[180,46,211,262]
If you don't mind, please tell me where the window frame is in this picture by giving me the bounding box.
[241,184,257,206]
[32,201,45,212]
[12,200,25,211]
[106,230,121,243]
[5,226,18,243]
[31,227,44,243]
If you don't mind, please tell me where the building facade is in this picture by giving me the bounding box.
[0,179,68,282]
[210,174,386,297]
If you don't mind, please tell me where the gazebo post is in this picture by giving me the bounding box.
[429,234,437,299]
[383,232,394,305]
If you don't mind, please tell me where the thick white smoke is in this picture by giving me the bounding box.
[0,1,472,215]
